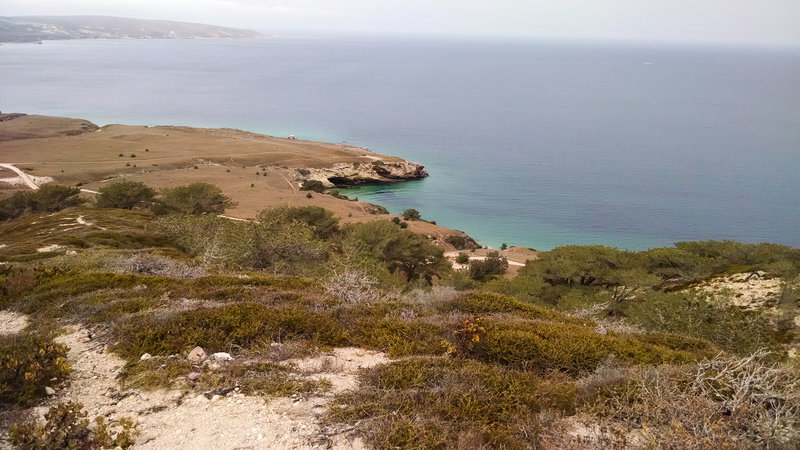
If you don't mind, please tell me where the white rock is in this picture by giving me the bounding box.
[140,353,152,360]
[210,352,233,362]
[45,387,56,395]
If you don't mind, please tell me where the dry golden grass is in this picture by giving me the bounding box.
[0,114,475,248]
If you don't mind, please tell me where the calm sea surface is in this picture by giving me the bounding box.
[2,36,798,250]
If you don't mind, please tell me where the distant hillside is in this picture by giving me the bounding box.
[0,15,260,43]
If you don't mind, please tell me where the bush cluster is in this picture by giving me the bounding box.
[0,184,84,220]
[327,357,576,448]
[468,251,508,280]
[0,334,70,406]
[150,182,236,216]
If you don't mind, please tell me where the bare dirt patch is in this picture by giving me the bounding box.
[0,310,29,335]
[695,273,784,310]
[50,326,386,449]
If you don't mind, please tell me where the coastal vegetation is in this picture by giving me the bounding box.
[0,179,798,448]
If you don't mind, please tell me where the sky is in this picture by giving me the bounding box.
[3,0,799,47]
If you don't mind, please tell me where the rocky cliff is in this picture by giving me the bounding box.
[298,160,428,187]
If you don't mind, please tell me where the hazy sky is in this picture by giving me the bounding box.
[4,0,799,46]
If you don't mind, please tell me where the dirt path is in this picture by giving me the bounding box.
[0,163,39,190]
[50,325,386,449]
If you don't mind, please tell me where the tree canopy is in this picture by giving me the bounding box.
[151,182,235,216]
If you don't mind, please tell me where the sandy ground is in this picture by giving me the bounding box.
[37,323,387,449]
[694,272,784,310]
[0,310,29,335]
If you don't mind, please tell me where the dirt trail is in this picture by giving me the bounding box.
[0,163,39,190]
[50,326,385,449]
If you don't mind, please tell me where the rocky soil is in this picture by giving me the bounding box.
[2,312,388,449]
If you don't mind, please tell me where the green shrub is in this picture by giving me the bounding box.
[455,252,469,264]
[368,204,390,214]
[9,401,136,449]
[445,233,480,251]
[345,221,450,283]
[300,179,325,193]
[469,252,508,280]
[259,206,339,240]
[623,290,784,357]
[326,357,576,449]
[402,208,421,221]
[484,274,548,304]
[470,320,698,374]
[151,182,235,216]
[114,303,345,359]
[0,184,84,220]
[349,316,449,357]
[95,180,156,210]
[441,291,574,323]
[0,334,70,407]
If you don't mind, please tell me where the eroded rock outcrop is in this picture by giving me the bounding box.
[297,160,428,188]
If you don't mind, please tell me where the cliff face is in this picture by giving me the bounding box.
[299,160,428,187]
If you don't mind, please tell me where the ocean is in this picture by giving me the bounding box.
[1,36,798,250]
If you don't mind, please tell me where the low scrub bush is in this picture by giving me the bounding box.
[114,303,345,359]
[189,361,328,397]
[440,291,576,323]
[324,269,380,304]
[469,320,699,374]
[578,351,800,447]
[623,290,784,357]
[111,253,205,279]
[9,401,135,449]
[348,315,450,357]
[0,334,70,407]
[326,357,576,448]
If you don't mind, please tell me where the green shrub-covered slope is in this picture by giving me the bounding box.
[1,183,798,448]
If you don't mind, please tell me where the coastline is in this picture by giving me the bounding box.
[0,113,540,268]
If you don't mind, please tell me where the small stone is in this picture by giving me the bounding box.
[45,387,56,395]
[187,371,202,382]
[210,352,233,362]
[140,353,152,361]
[203,361,221,371]
[187,346,206,363]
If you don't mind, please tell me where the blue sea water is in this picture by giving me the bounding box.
[1,36,798,250]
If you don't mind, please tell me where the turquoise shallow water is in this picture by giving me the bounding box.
[1,36,798,250]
